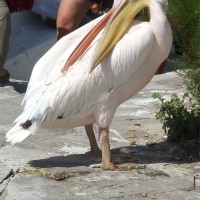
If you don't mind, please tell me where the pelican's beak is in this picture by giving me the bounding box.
[90,0,150,72]
[62,0,150,74]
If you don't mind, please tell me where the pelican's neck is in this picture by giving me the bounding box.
[150,1,168,31]
[149,1,172,56]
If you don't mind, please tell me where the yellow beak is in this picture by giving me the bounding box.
[62,0,150,74]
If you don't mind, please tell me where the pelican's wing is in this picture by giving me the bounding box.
[22,15,104,108]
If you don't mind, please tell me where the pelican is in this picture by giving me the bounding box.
[6,0,172,170]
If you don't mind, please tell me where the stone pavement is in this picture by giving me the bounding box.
[0,72,199,200]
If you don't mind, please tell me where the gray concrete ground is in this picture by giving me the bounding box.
[0,10,199,200]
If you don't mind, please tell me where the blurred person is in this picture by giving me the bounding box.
[56,0,113,40]
[0,0,34,83]
[0,0,11,83]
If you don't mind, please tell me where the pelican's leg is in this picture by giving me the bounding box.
[90,127,114,170]
[84,124,101,161]
[90,127,135,171]
[99,127,114,170]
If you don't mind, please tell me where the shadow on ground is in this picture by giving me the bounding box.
[29,141,200,169]
[0,81,27,93]
[29,152,93,168]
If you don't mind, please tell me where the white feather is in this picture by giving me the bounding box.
[6,125,31,144]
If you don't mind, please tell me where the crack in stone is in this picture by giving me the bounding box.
[0,179,10,197]
[0,169,14,197]
[0,169,14,185]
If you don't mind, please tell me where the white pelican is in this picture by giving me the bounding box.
[6,0,172,170]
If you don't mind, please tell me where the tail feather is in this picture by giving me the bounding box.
[6,125,31,145]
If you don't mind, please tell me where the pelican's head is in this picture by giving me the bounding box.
[90,0,152,71]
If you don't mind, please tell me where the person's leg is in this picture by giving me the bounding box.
[0,2,11,82]
[56,0,93,40]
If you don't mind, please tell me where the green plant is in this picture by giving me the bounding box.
[167,0,200,101]
[152,93,200,155]
[151,0,200,156]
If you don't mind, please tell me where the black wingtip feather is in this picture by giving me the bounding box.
[21,120,32,129]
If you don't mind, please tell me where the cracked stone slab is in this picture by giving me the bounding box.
[1,173,94,200]
[1,172,200,200]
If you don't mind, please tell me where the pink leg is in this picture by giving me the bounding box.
[90,127,113,170]
[99,127,114,170]
[84,124,101,161]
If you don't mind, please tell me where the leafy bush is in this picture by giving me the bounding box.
[167,0,200,101]
[152,93,200,155]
